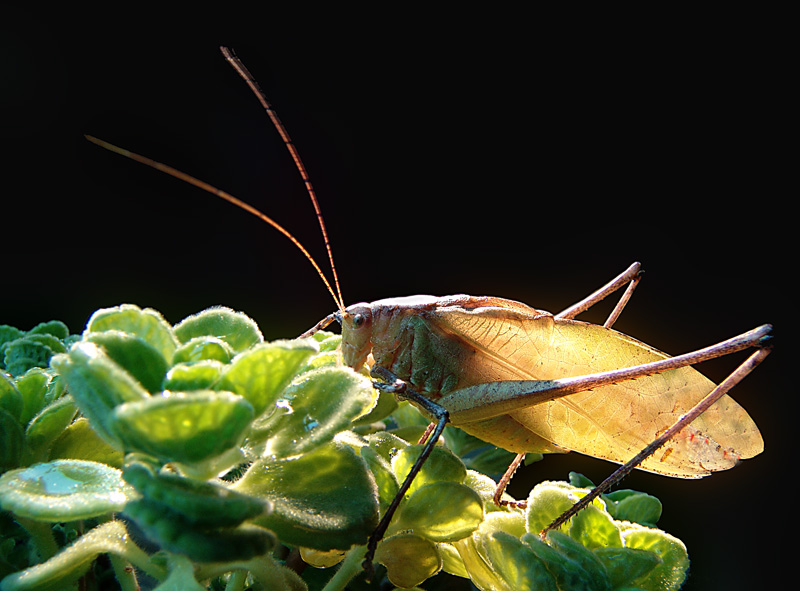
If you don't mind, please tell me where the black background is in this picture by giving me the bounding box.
[2,8,789,590]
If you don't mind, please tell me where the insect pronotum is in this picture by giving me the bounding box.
[87,46,772,576]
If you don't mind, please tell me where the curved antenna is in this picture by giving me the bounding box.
[84,135,344,313]
[220,46,344,311]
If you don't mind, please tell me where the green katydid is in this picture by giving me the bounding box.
[86,46,771,576]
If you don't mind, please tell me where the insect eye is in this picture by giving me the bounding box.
[352,313,365,328]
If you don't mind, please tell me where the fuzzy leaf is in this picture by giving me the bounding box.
[569,502,622,550]
[27,321,69,340]
[0,521,155,591]
[124,499,275,562]
[605,490,663,526]
[594,546,663,589]
[262,366,377,458]
[398,481,484,542]
[172,335,234,364]
[487,532,558,591]
[621,525,689,591]
[392,444,467,497]
[50,342,150,448]
[14,369,53,425]
[163,360,225,391]
[84,331,169,393]
[48,418,125,467]
[85,304,179,363]
[173,307,262,353]
[216,340,318,417]
[0,409,24,471]
[0,373,23,420]
[23,397,78,463]
[235,440,379,551]
[3,336,63,377]
[122,461,270,529]
[0,460,135,521]
[375,533,441,588]
[520,533,598,591]
[110,390,253,464]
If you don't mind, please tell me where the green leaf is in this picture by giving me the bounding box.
[0,372,23,420]
[441,428,530,478]
[84,331,169,393]
[351,386,398,427]
[172,336,234,364]
[520,533,598,591]
[438,541,469,578]
[620,524,689,591]
[463,469,509,510]
[605,490,663,526]
[594,547,663,589]
[0,325,25,349]
[545,530,611,591]
[235,439,379,551]
[569,471,596,488]
[216,340,318,417]
[306,330,341,351]
[0,460,136,521]
[487,532,558,591]
[3,336,64,377]
[124,499,275,562]
[122,461,270,529]
[48,418,125,467]
[27,321,69,340]
[375,533,442,588]
[525,481,602,536]
[0,521,158,591]
[110,390,253,464]
[261,366,377,458]
[173,307,263,353]
[364,431,409,463]
[398,481,484,542]
[23,396,78,463]
[452,514,520,591]
[569,503,622,550]
[85,304,179,363]
[50,342,150,448]
[149,554,206,591]
[163,360,225,391]
[360,445,399,515]
[14,369,54,426]
[392,444,467,497]
[0,408,24,472]
[478,510,528,539]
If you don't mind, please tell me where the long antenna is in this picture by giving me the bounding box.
[219,46,344,311]
[84,135,344,313]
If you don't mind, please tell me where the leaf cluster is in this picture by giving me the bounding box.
[1,305,689,591]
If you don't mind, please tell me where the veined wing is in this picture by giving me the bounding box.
[430,297,763,477]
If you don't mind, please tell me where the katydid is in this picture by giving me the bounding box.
[86,46,771,576]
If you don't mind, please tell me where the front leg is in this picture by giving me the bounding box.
[363,366,450,577]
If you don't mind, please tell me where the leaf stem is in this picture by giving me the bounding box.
[15,517,59,561]
[108,554,139,591]
[321,546,367,591]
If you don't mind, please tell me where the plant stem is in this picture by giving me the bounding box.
[321,546,367,591]
[109,554,139,591]
[225,569,247,591]
[16,517,59,561]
